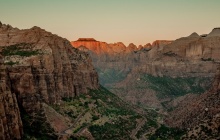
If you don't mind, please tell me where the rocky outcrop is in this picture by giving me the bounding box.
[188,32,200,38]
[0,50,23,140]
[71,38,108,54]
[0,23,99,139]
[126,43,138,53]
[151,40,173,48]
[208,27,220,37]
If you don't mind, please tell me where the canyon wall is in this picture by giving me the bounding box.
[0,50,23,140]
[72,31,220,79]
[166,66,220,139]
[71,28,220,110]
[0,23,99,139]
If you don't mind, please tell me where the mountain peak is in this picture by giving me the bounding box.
[188,32,200,37]
[0,23,14,31]
[31,26,41,29]
[208,27,220,37]
[128,43,136,47]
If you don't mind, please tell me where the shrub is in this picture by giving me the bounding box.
[4,61,18,65]
[2,43,40,57]
[163,51,177,57]
[201,58,214,61]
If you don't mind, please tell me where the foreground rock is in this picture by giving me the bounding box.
[0,23,99,139]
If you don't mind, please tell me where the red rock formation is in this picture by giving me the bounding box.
[143,43,152,48]
[138,45,143,50]
[71,38,108,54]
[108,42,127,53]
[151,40,173,48]
[71,39,141,54]
[126,43,138,53]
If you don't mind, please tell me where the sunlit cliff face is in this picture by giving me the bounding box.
[71,38,173,55]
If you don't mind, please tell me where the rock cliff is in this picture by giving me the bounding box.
[71,28,220,111]
[0,50,23,140]
[0,23,99,139]
[71,32,219,77]
[71,38,173,72]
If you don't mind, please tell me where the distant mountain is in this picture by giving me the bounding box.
[71,28,220,112]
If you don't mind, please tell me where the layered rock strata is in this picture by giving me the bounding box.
[0,50,23,140]
[71,28,220,110]
[0,23,99,139]
[72,28,220,78]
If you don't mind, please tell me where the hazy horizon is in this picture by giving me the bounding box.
[0,0,220,46]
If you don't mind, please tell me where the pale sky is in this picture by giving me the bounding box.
[0,0,220,46]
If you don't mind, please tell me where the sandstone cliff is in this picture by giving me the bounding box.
[72,35,218,78]
[71,38,173,73]
[71,31,219,78]
[71,29,220,112]
[0,49,23,140]
[0,23,99,139]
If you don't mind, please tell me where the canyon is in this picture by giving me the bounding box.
[1,21,220,139]
[71,28,220,111]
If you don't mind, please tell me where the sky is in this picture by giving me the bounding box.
[0,0,220,46]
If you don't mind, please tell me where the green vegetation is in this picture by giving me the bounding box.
[142,74,210,99]
[54,86,151,139]
[163,51,177,57]
[21,85,185,139]
[68,136,88,140]
[21,108,56,140]
[2,43,40,57]
[97,68,128,86]
[4,61,19,65]
[201,58,214,61]
[89,117,134,140]
[148,125,185,140]
[136,119,158,139]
